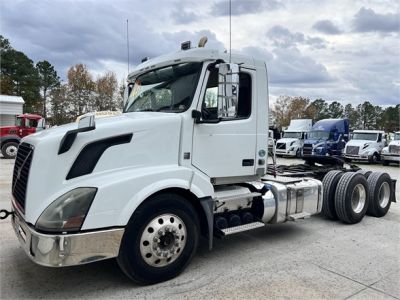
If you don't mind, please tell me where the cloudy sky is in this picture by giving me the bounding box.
[1,0,399,105]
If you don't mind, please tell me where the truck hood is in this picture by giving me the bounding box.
[304,138,327,145]
[277,138,298,144]
[19,112,183,223]
[346,140,375,147]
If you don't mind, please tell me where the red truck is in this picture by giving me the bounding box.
[0,114,45,158]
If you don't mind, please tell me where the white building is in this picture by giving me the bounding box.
[0,95,24,126]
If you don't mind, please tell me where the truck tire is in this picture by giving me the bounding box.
[1,142,19,159]
[366,172,392,218]
[321,170,343,220]
[335,172,369,224]
[117,193,199,284]
[356,169,372,179]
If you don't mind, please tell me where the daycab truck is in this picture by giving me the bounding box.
[344,130,386,163]
[382,131,400,165]
[1,42,396,284]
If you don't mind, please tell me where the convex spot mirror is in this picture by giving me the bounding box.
[217,63,239,119]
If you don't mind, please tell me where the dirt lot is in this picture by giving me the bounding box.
[0,157,399,299]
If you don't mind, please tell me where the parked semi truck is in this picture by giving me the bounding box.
[0,114,45,159]
[382,132,400,165]
[302,118,349,157]
[276,119,312,157]
[344,130,386,163]
[1,42,396,284]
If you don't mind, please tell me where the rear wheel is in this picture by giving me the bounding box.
[321,170,343,220]
[356,169,372,179]
[117,193,199,284]
[335,172,369,224]
[366,172,392,217]
[1,142,18,159]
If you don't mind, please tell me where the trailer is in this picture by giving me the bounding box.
[0,39,396,284]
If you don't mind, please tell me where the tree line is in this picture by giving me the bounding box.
[272,96,399,132]
[0,35,122,125]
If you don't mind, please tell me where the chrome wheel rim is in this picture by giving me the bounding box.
[378,182,390,208]
[139,214,187,267]
[6,145,17,157]
[351,184,366,213]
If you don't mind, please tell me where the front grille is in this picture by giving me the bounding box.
[346,146,360,155]
[303,144,312,155]
[12,143,34,212]
[389,145,400,154]
[277,143,286,150]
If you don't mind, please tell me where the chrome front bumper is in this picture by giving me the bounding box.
[11,211,124,267]
[344,154,369,160]
[382,154,400,162]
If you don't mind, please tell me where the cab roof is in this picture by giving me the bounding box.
[17,113,42,119]
[128,47,265,80]
[353,130,385,134]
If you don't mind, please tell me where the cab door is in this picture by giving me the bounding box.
[192,67,257,179]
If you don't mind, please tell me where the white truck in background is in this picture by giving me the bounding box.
[382,131,400,165]
[344,130,386,163]
[276,119,312,157]
[1,39,396,285]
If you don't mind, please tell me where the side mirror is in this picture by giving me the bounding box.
[123,83,134,107]
[36,118,46,131]
[78,113,96,130]
[217,63,239,119]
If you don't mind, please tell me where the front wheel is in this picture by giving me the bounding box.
[1,142,19,159]
[117,193,199,284]
[368,153,379,164]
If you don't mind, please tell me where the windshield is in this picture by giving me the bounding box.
[352,133,377,141]
[394,133,400,141]
[124,62,203,113]
[308,131,329,140]
[283,132,301,139]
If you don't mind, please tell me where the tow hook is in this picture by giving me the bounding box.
[0,209,14,220]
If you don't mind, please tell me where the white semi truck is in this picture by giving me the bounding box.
[1,41,396,284]
[344,130,386,163]
[276,119,312,157]
[382,131,400,165]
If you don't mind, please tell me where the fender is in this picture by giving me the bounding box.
[0,135,21,147]
[79,165,214,230]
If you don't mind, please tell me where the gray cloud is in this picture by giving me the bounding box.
[211,0,284,16]
[242,46,333,85]
[267,25,326,49]
[170,9,200,24]
[1,1,223,80]
[353,7,400,32]
[312,20,342,35]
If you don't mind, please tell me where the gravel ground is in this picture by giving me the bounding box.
[0,156,399,299]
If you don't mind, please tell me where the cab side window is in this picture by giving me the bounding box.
[202,68,251,120]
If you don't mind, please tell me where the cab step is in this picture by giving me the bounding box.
[220,221,265,236]
[288,212,311,221]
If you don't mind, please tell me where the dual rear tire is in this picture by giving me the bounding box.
[322,170,392,224]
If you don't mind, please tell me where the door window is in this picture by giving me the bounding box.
[202,68,251,121]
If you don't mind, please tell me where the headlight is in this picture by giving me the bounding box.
[36,187,97,233]
[289,147,294,151]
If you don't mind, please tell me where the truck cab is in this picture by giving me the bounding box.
[302,118,349,157]
[381,131,400,165]
[0,114,45,158]
[276,119,312,157]
[344,130,386,163]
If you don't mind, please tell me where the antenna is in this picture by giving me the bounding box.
[229,0,232,62]
[126,19,130,75]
